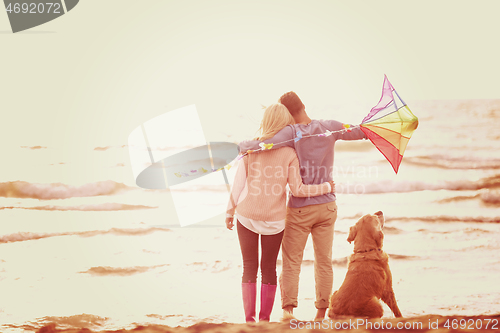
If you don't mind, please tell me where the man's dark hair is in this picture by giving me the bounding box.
[278,91,305,117]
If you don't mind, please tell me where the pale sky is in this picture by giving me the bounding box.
[1,0,499,185]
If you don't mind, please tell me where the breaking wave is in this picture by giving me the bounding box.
[186,260,233,273]
[276,254,419,268]
[0,180,136,200]
[340,174,500,195]
[385,215,500,223]
[20,145,47,150]
[405,155,500,170]
[0,203,157,211]
[94,145,127,151]
[438,190,500,206]
[0,227,171,244]
[343,213,500,224]
[80,264,168,276]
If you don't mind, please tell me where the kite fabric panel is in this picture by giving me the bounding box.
[360,75,419,174]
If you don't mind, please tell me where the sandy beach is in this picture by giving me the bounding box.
[28,314,500,333]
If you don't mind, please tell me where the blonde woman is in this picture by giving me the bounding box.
[226,103,335,322]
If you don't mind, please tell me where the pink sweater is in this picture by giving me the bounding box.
[227,147,331,221]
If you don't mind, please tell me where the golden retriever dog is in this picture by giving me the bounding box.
[328,211,402,318]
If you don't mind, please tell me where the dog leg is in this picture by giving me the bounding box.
[327,291,339,319]
[381,267,402,318]
[327,308,335,319]
[381,288,402,317]
[281,309,297,322]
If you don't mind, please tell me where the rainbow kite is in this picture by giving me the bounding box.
[360,75,419,173]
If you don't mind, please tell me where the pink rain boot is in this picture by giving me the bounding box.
[258,283,277,322]
[242,282,256,322]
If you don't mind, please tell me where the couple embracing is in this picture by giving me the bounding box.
[225,92,367,322]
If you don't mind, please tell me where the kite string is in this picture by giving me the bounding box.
[173,124,362,177]
[237,124,361,159]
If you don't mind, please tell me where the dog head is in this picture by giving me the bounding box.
[347,211,385,251]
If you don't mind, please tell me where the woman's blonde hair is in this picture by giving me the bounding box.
[255,103,295,141]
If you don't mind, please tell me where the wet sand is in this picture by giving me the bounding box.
[34,314,500,333]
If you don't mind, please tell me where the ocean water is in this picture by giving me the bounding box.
[1,99,500,331]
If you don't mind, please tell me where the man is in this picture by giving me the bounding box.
[238,92,367,321]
